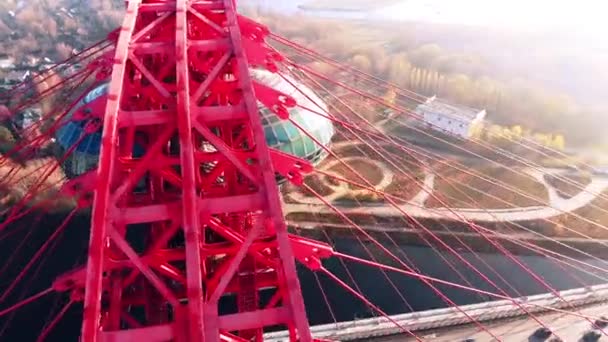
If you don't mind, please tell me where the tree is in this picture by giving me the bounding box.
[552,134,566,150]
[55,43,72,60]
[408,44,442,69]
[383,88,397,106]
[308,61,333,75]
[0,126,14,143]
[445,74,473,103]
[386,54,412,85]
[510,125,523,139]
[351,54,372,72]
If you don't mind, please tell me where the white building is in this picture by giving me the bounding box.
[0,55,15,70]
[414,96,486,139]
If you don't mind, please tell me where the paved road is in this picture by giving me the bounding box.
[285,147,608,222]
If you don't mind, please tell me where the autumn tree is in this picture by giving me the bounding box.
[55,43,72,60]
[351,54,372,72]
[386,53,412,85]
[408,44,442,69]
[553,134,566,150]
[383,88,397,106]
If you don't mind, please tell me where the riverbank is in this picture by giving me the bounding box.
[293,221,608,259]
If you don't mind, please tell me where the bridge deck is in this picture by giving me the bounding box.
[369,302,608,341]
[265,284,608,341]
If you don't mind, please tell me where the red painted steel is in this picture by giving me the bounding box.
[68,1,331,341]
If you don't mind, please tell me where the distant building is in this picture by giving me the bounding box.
[1,70,30,88]
[414,96,486,139]
[0,55,15,70]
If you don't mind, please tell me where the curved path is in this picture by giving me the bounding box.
[284,143,608,222]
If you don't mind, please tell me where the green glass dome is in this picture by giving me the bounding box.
[56,69,334,177]
[253,69,334,165]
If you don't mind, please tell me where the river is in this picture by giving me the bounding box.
[300,236,608,325]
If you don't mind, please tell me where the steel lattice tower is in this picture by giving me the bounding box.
[74,1,318,340]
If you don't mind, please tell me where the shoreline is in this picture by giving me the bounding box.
[293,222,608,258]
[5,207,606,259]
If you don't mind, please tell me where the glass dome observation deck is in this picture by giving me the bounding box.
[55,69,335,178]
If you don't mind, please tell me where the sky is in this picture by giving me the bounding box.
[247,0,608,39]
[379,0,607,35]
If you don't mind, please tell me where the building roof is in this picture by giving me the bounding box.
[415,96,485,122]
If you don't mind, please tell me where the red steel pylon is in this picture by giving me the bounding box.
[70,1,323,340]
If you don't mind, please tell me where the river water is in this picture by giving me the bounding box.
[301,237,608,325]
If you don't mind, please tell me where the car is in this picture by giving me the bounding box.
[582,330,601,342]
[532,327,552,340]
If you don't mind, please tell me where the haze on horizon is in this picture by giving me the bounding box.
[250,0,607,41]
[383,0,607,35]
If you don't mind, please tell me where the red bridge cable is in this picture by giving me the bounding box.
[284,70,533,297]
[4,38,112,97]
[319,129,494,301]
[301,184,501,340]
[293,77,604,289]
[275,42,605,207]
[9,66,96,115]
[289,87,486,305]
[319,206,419,312]
[0,128,91,231]
[286,85,583,333]
[269,33,425,103]
[290,78,602,333]
[290,113,563,333]
[0,74,100,216]
[290,61,608,239]
[286,69,599,309]
[281,49,608,219]
[0,209,77,303]
[284,65,600,318]
[293,168,417,315]
[0,213,45,279]
[0,288,53,318]
[0,208,71,340]
[335,252,608,321]
[282,70,561,299]
[36,300,74,342]
[314,165,608,280]
[271,34,602,199]
[319,267,424,341]
[0,68,98,168]
[294,100,608,273]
